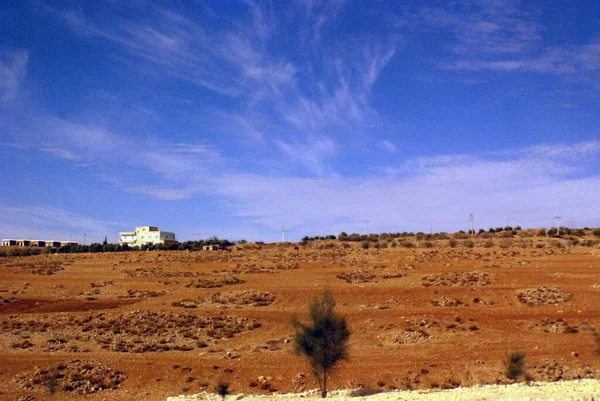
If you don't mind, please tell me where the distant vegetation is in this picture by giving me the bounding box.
[0,236,241,256]
[2,227,600,258]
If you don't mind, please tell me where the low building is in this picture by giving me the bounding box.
[202,244,222,251]
[1,239,75,247]
[118,226,176,247]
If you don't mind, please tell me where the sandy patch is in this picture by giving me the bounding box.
[167,380,600,401]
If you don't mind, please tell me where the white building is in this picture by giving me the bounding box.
[118,226,176,247]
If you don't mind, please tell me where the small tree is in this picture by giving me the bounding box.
[292,288,350,398]
[215,381,229,398]
[594,329,600,357]
[505,351,526,380]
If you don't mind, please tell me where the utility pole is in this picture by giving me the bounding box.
[555,216,562,236]
[469,214,474,235]
[281,226,285,243]
[84,234,87,245]
[364,220,370,240]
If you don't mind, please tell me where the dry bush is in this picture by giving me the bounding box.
[517,287,571,306]
[337,270,377,284]
[17,360,126,394]
[392,329,430,344]
[431,296,464,307]
[532,358,595,381]
[185,276,244,288]
[173,291,276,308]
[422,271,491,287]
[2,311,261,353]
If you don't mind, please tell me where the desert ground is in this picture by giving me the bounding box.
[1,234,600,401]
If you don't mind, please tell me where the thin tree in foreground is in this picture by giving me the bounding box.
[292,288,350,398]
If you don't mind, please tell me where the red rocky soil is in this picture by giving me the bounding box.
[1,238,600,400]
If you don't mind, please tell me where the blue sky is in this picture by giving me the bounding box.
[1,0,599,243]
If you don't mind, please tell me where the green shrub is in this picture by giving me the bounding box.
[215,381,229,398]
[448,239,457,248]
[464,240,475,248]
[47,370,58,394]
[505,351,526,380]
[484,240,494,248]
[594,229,600,237]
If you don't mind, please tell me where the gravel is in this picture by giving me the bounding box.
[167,380,600,401]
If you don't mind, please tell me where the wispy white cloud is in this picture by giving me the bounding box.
[6,113,223,198]
[41,1,397,174]
[136,143,223,181]
[441,41,600,74]
[0,49,28,102]
[418,3,542,56]
[122,185,205,201]
[379,140,397,153]
[406,1,600,79]
[38,147,82,161]
[0,204,123,242]
[275,136,337,175]
[214,140,600,234]
[44,3,295,99]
